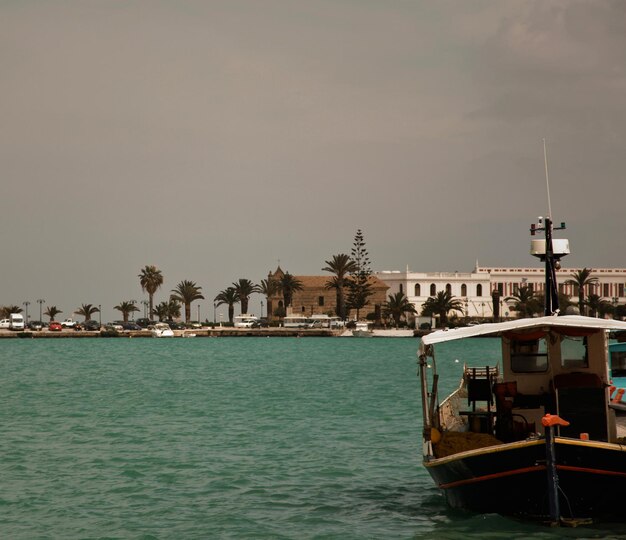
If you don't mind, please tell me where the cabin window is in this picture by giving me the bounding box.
[560,336,589,369]
[476,284,483,297]
[415,283,420,296]
[318,296,324,307]
[430,283,436,296]
[511,339,548,373]
[612,349,626,377]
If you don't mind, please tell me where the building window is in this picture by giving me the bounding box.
[461,284,467,296]
[477,284,483,297]
[301,306,306,313]
[497,283,504,294]
[415,284,421,296]
[445,283,451,295]
[620,284,625,297]
[430,283,436,296]
[318,296,324,306]
[604,283,610,297]
[399,284,403,294]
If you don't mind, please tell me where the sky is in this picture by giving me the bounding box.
[2,0,625,322]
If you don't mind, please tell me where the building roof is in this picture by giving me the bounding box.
[294,275,389,290]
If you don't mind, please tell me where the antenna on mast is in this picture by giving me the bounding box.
[543,138,552,219]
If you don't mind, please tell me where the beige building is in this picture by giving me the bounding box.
[266,266,389,320]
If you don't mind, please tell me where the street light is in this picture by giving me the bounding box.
[98,304,101,326]
[213,302,217,324]
[23,301,30,322]
[261,300,264,318]
[141,300,149,318]
[37,299,45,322]
[197,304,200,323]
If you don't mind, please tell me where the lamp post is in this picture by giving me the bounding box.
[23,301,30,323]
[213,302,217,324]
[142,300,149,319]
[260,301,264,318]
[37,299,45,322]
[98,305,101,326]
[197,304,200,323]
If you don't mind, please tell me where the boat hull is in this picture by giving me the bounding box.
[425,437,626,520]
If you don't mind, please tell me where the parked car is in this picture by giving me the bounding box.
[28,321,44,331]
[165,320,184,330]
[136,318,155,328]
[121,322,141,331]
[61,318,78,328]
[0,319,11,329]
[106,323,124,332]
[83,320,101,331]
[49,321,63,331]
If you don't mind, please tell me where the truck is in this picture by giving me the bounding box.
[9,313,25,331]
[61,318,78,328]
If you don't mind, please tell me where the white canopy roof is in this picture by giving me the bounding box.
[421,315,626,346]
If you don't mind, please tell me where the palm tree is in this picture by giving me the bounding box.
[138,265,164,320]
[170,280,205,322]
[585,294,613,318]
[114,300,140,322]
[383,291,417,327]
[277,272,303,310]
[0,305,22,318]
[258,278,278,318]
[44,306,62,322]
[421,290,465,327]
[322,253,357,320]
[214,287,238,323]
[74,303,100,321]
[232,278,260,315]
[153,299,181,321]
[565,268,599,316]
[504,286,542,318]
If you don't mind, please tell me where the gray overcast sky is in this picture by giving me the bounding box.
[2,0,625,321]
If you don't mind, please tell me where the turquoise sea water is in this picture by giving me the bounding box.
[1,337,625,539]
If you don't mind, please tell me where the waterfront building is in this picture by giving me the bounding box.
[266,266,389,321]
[375,264,626,320]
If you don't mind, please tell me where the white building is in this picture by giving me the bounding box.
[375,264,626,320]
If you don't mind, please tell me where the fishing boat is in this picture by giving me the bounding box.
[418,214,626,524]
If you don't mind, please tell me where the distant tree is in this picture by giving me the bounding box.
[0,305,23,318]
[114,300,140,322]
[383,292,417,327]
[44,305,62,322]
[585,294,613,318]
[565,268,599,316]
[171,280,205,322]
[421,290,465,327]
[153,299,181,321]
[277,272,303,310]
[504,286,542,318]
[346,229,373,319]
[323,253,357,320]
[139,265,164,319]
[214,287,238,324]
[258,278,279,318]
[232,278,260,315]
[74,303,100,322]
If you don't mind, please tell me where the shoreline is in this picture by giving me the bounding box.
[0,327,424,339]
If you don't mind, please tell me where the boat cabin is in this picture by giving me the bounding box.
[421,316,623,446]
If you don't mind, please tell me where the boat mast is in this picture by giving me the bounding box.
[530,140,567,316]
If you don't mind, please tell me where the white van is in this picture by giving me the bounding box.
[9,313,25,331]
[0,319,10,329]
